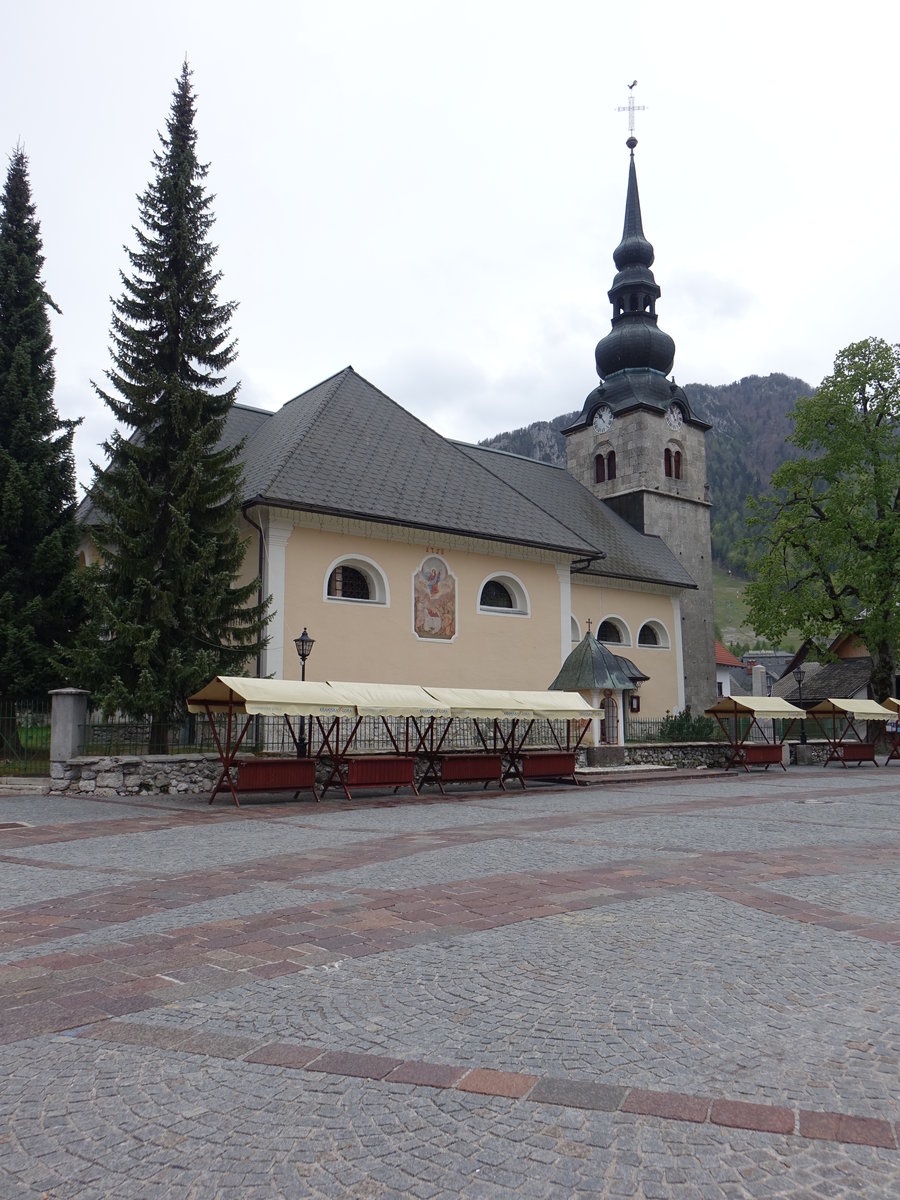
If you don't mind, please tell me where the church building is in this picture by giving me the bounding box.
[81,136,716,731]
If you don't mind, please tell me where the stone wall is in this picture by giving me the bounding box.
[50,754,223,796]
[51,743,739,797]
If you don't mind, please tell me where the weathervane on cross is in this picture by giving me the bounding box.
[616,80,646,141]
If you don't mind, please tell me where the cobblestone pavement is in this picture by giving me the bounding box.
[2,769,900,1197]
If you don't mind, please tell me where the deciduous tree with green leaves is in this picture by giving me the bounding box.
[745,337,900,701]
[75,64,267,750]
[0,147,80,720]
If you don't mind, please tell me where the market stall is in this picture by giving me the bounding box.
[805,698,893,767]
[881,697,900,764]
[186,678,597,804]
[704,696,805,772]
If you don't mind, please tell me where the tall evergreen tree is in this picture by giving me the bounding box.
[75,63,267,750]
[0,147,80,715]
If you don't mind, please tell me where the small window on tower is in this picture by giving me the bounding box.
[674,451,682,480]
[664,448,673,477]
[595,454,605,484]
[607,450,616,480]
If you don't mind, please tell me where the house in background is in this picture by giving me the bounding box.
[715,641,745,697]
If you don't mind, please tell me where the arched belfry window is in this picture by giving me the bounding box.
[664,447,683,480]
[595,451,616,484]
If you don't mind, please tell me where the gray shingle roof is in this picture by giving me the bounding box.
[771,657,874,704]
[78,366,699,591]
[237,368,597,555]
[456,441,696,589]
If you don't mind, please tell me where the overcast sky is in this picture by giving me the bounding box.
[3,1,898,492]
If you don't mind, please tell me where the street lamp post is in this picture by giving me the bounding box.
[293,628,315,756]
[792,666,807,745]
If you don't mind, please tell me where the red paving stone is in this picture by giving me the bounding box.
[305,1050,405,1079]
[385,1061,469,1088]
[622,1088,710,1123]
[799,1110,897,1148]
[710,1099,795,1135]
[456,1068,538,1098]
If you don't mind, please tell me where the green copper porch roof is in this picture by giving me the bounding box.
[548,632,635,692]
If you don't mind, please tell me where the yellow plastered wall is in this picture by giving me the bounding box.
[571,579,682,716]
[278,526,565,689]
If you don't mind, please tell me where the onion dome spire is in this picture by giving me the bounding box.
[594,137,676,380]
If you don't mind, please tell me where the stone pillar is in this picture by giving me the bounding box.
[49,688,90,763]
[751,664,767,696]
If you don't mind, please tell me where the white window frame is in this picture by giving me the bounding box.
[637,619,670,649]
[477,572,530,617]
[323,555,390,606]
[597,615,632,647]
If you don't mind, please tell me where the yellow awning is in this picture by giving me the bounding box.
[186,677,356,718]
[806,698,894,721]
[187,678,598,721]
[511,690,597,719]
[705,696,805,720]
[320,681,451,718]
[422,687,534,720]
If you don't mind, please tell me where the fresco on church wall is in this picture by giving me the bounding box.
[413,556,456,641]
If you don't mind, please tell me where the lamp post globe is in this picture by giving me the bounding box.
[293,628,315,755]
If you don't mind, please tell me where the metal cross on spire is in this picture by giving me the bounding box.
[616,80,646,139]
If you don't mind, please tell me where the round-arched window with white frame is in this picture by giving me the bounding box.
[638,619,670,648]
[477,573,530,616]
[597,616,631,646]
[324,555,390,605]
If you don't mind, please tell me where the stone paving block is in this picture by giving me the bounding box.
[244,1042,325,1069]
[456,1068,538,1098]
[178,1032,265,1060]
[385,1060,468,1088]
[527,1076,626,1111]
[710,1098,795,1134]
[799,1108,897,1148]
[621,1088,710,1123]
[305,1050,405,1079]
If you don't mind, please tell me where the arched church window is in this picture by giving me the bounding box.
[478,575,529,615]
[481,580,513,609]
[595,454,605,484]
[606,450,616,480]
[325,556,389,605]
[598,620,622,644]
[664,448,672,477]
[638,620,670,648]
[328,565,369,600]
[673,451,682,480]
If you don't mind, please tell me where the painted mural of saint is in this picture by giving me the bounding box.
[414,557,456,640]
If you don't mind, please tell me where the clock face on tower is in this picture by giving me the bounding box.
[665,404,684,431]
[592,404,614,434]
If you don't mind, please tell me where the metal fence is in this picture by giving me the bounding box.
[81,712,574,757]
[0,697,52,776]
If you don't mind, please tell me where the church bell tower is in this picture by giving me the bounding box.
[564,130,716,713]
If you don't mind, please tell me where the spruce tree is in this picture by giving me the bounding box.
[0,148,80,719]
[77,63,267,750]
